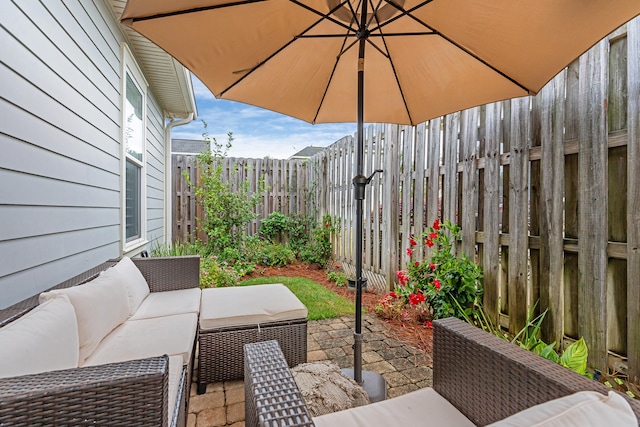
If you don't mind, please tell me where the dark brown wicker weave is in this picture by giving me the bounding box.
[0,356,170,427]
[433,317,640,426]
[198,318,307,393]
[0,256,201,427]
[245,318,640,427]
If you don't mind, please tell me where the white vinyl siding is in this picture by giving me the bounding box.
[0,0,167,308]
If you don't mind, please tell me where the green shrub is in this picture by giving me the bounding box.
[255,243,296,267]
[260,212,291,242]
[300,214,338,267]
[396,219,483,320]
[185,125,265,262]
[327,271,348,286]
[200,255,240,288]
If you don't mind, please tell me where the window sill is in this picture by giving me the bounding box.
[123,238,149,256]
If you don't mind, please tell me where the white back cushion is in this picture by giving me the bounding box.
[487,390,637,427]
[40,269,130,364]
[0,295,80,378]
[110,257,150,315]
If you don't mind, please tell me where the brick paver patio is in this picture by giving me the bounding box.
[187,314,433,427]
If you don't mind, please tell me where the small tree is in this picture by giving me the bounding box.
[186,123,265,260]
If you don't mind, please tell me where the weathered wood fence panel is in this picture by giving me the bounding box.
[173,20,640,377]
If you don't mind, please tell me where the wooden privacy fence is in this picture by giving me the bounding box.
[172,156,309,242]
[173,20,640,379]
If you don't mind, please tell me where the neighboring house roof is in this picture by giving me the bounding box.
[289,146,324,160]
[172,139,210,154]
[108,0,197,119]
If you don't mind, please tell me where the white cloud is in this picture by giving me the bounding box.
[174,75,357,159]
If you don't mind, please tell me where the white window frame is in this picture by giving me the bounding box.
[121,44,148,253]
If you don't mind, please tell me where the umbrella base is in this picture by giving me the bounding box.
[341,368,387,403]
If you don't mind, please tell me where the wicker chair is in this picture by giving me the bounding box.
[0,256,201,427]
[245,317,640,426]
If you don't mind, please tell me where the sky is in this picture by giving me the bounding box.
[172,77,357,159]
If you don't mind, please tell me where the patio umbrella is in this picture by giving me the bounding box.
[121,0,640,398]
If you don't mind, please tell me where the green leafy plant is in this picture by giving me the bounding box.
[260,212,292,243]
[300,214,338,267]
[327,271,348,286]
[254,242,296,267]
[150,241,202,257]
[459,301,590,378]
[199,255,240,288]
[185,123,265,262]
[395,219,483,320]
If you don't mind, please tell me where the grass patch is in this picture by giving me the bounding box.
[239,276,355,320]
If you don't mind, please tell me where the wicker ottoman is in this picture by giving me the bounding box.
[197,284,308,394]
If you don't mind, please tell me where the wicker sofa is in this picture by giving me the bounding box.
[245,317,640,426]
[0,256,201,427]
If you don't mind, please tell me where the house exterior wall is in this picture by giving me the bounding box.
[0,0,167,308]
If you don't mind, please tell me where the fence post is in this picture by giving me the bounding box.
[508,97,531,333]
[578,39,609,371]
[627,16,640,384]
[382,124,400,290]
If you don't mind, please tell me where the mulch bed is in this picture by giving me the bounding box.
[245,262,433,356]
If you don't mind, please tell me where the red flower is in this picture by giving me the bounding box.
[429,263,436,270]
[325,222,330,227]
[396,270,409,286]
[425,319,433,329]
[433,279,441,290]
[389,291,397,299]
[433,219,441,230]
[429,232,438,240]
[426,239,434,247]
[409,237,417,247]
[406,248,413,257]
[414,261,420,267]
[409,293,425,306]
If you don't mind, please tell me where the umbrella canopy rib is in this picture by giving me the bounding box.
[313,26,355,123]
[126,0,267,22]
[381,5,535,94]
[288,0,355,31]
[374,23,414,125]
[219,12,343,98]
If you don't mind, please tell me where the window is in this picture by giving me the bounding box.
[122,45,147,250]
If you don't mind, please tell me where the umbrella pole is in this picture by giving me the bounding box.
[340,2,387,402]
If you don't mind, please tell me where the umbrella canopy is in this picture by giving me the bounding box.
[122,0,639,126]
[121,0,640,392]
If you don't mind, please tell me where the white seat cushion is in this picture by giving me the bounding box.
[312,387,475,427]
[81,312,198,367]
[130,288,201,320]
[0,295,79,378]
[487,390,638,427]
[109,257,150,315]
[167,355,185,426]
[200,284,307,330]
[40,269,130,364]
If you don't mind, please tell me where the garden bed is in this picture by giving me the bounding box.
[245,262,433,355]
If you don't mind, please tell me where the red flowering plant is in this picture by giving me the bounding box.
[386,219,483,322]
[421,219,483,319]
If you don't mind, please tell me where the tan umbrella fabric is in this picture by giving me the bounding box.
[121,0,640,390]
[122,0,640,126]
